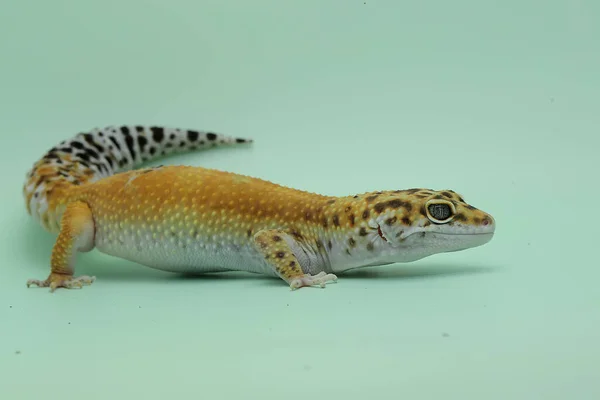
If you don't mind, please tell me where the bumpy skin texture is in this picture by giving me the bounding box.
[24,125,496,292]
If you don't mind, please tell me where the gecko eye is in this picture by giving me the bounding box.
[425,200,456,224]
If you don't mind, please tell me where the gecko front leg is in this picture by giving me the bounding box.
[27,201,96,292]
[253,229,337,290]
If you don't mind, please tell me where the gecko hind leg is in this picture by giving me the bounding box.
[27,201,96,292]
[253,229,337,290]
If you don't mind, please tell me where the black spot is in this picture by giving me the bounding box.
[206,133,217,140]
[60,147,73,153]
[332,215,340,227]
[187,130,199,141]
[441,191,453,198]
[76,152,91,163]
[373,203,386,213]
[327,199,336,205]
[179,142,186,148]
[321,217,328,228]
[465,204,476,210]
[71,141,85,150]
[454,213,467,222]
[366,243,374,251]
[124,134,136,160]
[109,137,121,151]
[247,229,253,238]
[349,214,355,226]
[289,261,296,267]
[385,216,397,225]
[149,147,156,155]
[327,240,332,249]
[136,126,144,132]
[366,194,379,201]
[346,249,351,255]
[84,148,99,159]
[236,138,246,143]
[120,126,130,135]
[348,238,356,247]
[83,133,104,152]
[359,227,368,236]
[105,157,114,169]
[199,140,205,145]
[388,199,407,209]
[401,217,411,225]
[276,251,285,258]
[362,209,370,219]
[273,235,281,242]
[137,136,148,152]
[151,127,164,142]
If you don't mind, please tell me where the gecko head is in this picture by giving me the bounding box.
[359,189,495,262]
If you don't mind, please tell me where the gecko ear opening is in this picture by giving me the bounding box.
[425,199,456,224]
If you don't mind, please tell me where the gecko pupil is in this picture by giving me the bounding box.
[428,204,451,220]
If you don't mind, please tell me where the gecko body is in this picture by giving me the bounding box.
[24,125,495,292]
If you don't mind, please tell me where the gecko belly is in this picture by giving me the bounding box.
[93,226,277,276]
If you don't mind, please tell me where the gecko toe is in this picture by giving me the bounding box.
[290,273,338,290]
[27,274,96,292]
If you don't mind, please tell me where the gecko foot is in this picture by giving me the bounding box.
[27,273,96,292]
[289,271,338,290]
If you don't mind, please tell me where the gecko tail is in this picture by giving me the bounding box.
[23,125,253,232]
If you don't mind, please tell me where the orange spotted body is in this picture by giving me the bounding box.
[24,125,496,292]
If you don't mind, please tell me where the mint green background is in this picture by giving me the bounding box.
[1,1,598,399]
